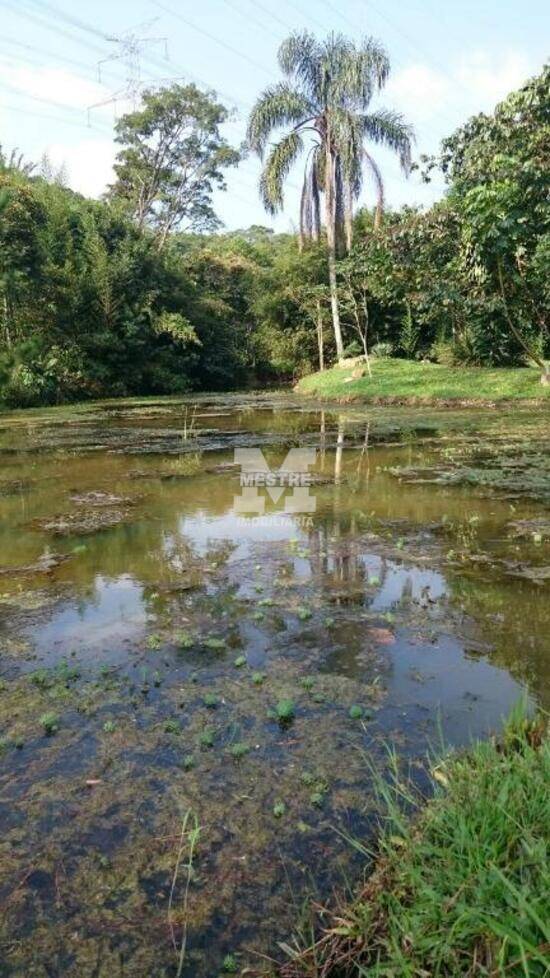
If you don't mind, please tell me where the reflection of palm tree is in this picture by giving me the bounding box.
[335,417,346,483]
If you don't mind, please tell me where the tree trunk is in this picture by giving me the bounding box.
[316,298,324,371]
[344,180,353,253]
[325,144,344,362]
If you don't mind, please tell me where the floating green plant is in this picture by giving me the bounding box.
[252,672,266,685]
[349,705,364,720]
[203,693,218,709]
[234,655,247,668]
[39,712,59,735]
[301,676,315,691]
[198,727,215,749]
[182,754,196,771]
[203,637,226,652]
[296,606,312,621]
[275,699,295,723]
[258,598,275,607]
[222,953,238,973]
[230,742,250,759]
[273,801,286,818]
[164,718,181,734]
[103,720,116,733]
[146,633,162,650]
[176,631,194,650]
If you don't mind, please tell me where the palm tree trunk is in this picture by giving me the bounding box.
[344,180,353,253]
[324,144,344,362]
[316,298,324,370]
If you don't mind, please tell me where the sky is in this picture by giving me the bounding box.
[0,0,548,232]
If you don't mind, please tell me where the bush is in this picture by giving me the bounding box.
[371,342,394,359]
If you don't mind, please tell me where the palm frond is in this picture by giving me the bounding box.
[364,149,385,228]
[247,83,314,157]
[362,110,414,172]
[278,31,321,97]
[259,131,304,214]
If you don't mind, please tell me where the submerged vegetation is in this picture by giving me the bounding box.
[0,393,548,976]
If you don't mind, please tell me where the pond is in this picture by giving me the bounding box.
[0,392,548,977]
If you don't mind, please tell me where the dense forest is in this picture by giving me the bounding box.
[0,39,548,407]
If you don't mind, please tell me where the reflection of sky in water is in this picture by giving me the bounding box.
[30,574,146,663]
[178,510,306,559]
[360,555,447,609]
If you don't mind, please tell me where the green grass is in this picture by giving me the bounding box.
[296,359,550,404]
[280,706,549,977]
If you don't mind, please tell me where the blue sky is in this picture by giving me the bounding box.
[1,0,547,231]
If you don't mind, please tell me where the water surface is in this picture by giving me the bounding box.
[0,393,548,977]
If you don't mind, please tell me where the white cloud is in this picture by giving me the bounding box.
[386,64,449,120]
[0,63,110,112]
[456,50,532,109]
[45,139,116,198]
[386,48,535,130]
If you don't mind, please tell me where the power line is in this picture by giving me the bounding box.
[152,0,279,81]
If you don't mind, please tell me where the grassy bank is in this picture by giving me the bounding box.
[296,359,550,404]
[279,708,549,978]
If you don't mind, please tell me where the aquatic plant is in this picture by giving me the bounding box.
[234,655,247,668]
[275,699,295,723]
[273,801,286,818]
[252,611,264,622]
[222,953,238,973]
[203,693,218,709]
[252,672,266,685]
[258,598,275,607]
[103,720,116,733]
[39,712,59,735]
[168,808,201,978]
[165,719,181,734]
[203,637,226,652]
[324,617,335,628]
[176,631,194,650]
[301,676,315,691]
[182,754,196,771]
[198,727,215,749]
[310,791,324,807]
[230,742,250,759]
[146,633,162,650]
[296,606,312,621]
[349,705,364,720]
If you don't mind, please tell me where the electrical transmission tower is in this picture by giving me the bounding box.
[87,18,169,124]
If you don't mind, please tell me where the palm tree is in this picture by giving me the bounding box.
[247,31,414,362]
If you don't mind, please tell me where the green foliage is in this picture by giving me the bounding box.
[287,709,550,976]
[109,84,240,242]
[39,712,59,735]
[275,699,295,722]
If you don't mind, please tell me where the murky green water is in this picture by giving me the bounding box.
[0,393,548,977]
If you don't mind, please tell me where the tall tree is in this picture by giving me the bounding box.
[109,84,240,249]
[247,31,413,361]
